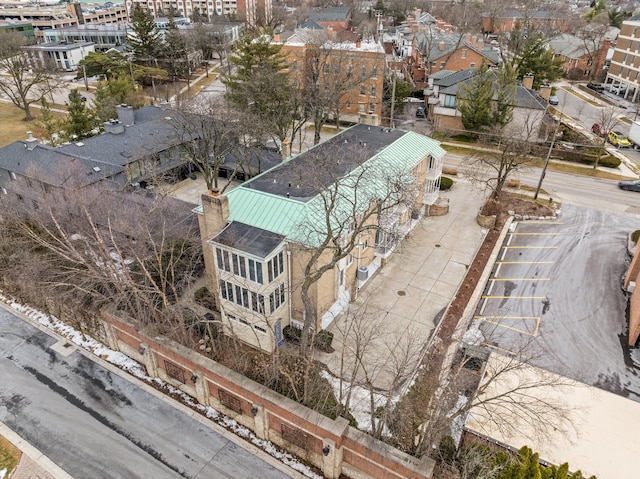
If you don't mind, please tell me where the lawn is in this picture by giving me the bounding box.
[0,435,21,478]
[0,102,54,147]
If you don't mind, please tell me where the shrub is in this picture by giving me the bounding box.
[283,325,301,343]
[194,286,216,310]
[440,176,453,190]
[632,230,640,244]
[315,330,334,352]
[442,166,458,176]
[506,178,520,188]
[481,199,501,216]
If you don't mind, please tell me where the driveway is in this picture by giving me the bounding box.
[472,205,640,401]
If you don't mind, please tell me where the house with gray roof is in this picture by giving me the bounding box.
[196,123,446,352]
[429,68,549,139]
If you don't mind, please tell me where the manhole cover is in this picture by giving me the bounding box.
[397,290,406,296]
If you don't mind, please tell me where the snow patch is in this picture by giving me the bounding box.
[447,395,468,446]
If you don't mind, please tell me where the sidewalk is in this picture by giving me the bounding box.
[317,180,487,392]
[0,422,72,479]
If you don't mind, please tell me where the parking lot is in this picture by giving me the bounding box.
[472,205,640,401]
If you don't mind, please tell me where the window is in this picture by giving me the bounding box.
[269,283,286,312]
[232,253,247,278]
[346,100,351,109]
[470,62,475,68]
[439,61,445,68]
[360,84,366,95]
[346,254,353,266]
[339,269,344,286]
[372,67,378,77]
[248,259,263,284]
[292,60,298,70]
[461,48,467,58]
[444,95,456,108]
[267,252,284,282]
[362,239,369,250]
[360,66,366,78]
[370,86,376,97]
[369,103,375,113]
[216,248,231,272]
[358,103,365,112]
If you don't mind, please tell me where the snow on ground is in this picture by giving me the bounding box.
[320,370,398,433]
[461,317,485,346]
[0,291,322,479]
[447,395,468,445]
[0,468,7,479]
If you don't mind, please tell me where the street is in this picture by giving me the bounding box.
[0,306,294,479]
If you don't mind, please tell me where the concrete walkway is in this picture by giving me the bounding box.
[317,180,488,392]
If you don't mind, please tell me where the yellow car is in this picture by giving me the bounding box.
[608,130,632,148]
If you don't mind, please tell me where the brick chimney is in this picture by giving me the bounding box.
[356,38,361,48]
[477,38,484,51]
[274,33,280,42]
[200,190,229,237]
[438,41,445,51]
[522,74,534,90]
[281,139,291,160]
[465,33,471,45]
[539,84,551,101]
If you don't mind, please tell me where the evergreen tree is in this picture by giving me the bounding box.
[513,36,564,89]
[492,62,517,127]
[457,63,494,133]
[39,98,62,146]
[64,89,96,141]
[160,17,188,81]
[128,6,161,66]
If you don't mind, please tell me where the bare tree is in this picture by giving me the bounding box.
[0,30,62,121]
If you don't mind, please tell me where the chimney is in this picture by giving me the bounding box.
[522,74,534,90]
[438,41,445,51]
[471,35,477,47]
[327,25,335,40]
[274,33,280,42]
[200,191,230,237]
[477,38,484,51]
[281,139,291,160]
[539,84,551,101]
[24,131,38,151]
[103,120,125,135]
[356,37,361,48]
[465,33,471,45]
[116,104,135,126]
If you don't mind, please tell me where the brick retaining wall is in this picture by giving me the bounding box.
[100,311,435,479]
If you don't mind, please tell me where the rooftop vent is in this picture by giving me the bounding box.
[75,142,84,147]
[93,166,101,172]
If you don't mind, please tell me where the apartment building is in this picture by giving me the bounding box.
[605,16,640,101]
[278,28,385,125]
[129,0,271,25]
[196,124,445,353]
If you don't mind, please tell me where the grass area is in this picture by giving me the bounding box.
[442,143,634,180]
[0,435,21,477]
[0,102,46,147]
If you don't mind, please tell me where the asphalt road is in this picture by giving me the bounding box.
[0,307,293,479]
[473,205,640,401]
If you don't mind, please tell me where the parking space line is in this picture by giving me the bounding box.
[481,295,546,299]
[478,316,540,337]
[489,278,550,281]
[502,246,558,249]
[509,232,561,235]
[524,221,563,224]
[481,342,528,358]
[496,261,554,264]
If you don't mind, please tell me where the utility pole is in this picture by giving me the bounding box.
[389,71,396,128]
[534,102,563,200]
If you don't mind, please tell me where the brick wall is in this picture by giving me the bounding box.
[100,311,435,479]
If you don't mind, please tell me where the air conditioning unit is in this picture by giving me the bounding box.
[628,281,636,293]
[357,266,368,281]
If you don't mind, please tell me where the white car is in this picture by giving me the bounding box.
[611,84,627,95]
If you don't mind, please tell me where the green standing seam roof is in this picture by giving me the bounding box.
[225,131,445,247]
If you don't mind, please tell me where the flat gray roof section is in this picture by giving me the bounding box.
[243,124,408,202]
[211,222,285,258]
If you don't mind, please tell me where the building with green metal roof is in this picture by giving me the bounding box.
[197,123,445,352]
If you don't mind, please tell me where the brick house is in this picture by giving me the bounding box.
[548,31,615,81]
[195,124,445,353]
[409,32,500,90]
[481,8,572,35]
[278,28,385,125]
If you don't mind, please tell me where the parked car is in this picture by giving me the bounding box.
[618,179,640,192]
[611,84,627,95]
[548,95,560,105]
[587,82,605,93]
[608,130,632,148]
[416,106,426,118]
[591,123,609,137]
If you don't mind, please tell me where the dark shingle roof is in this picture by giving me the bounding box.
[213,221,285,258]
[309,6,351,22]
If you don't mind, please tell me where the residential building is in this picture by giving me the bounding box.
[605,16,640,101]
[308,6,351,33]
[409,32,501,90]
[481,8,572,35]
[129,0,271,25]
[195,124,445,352]
[0,105,198,211]
[24,41,95,71]
[278,29,385,125]
[428,69,549,137]
[548,30,616,81]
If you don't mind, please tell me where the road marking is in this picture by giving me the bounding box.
[481,342,529,358]
[479,316,540,337]
[481,295,547,299]
[508,232,561,235]
[522,221,563,224]
[496,261,554,264]
[502,245,558,249]
[489,277,551,281]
